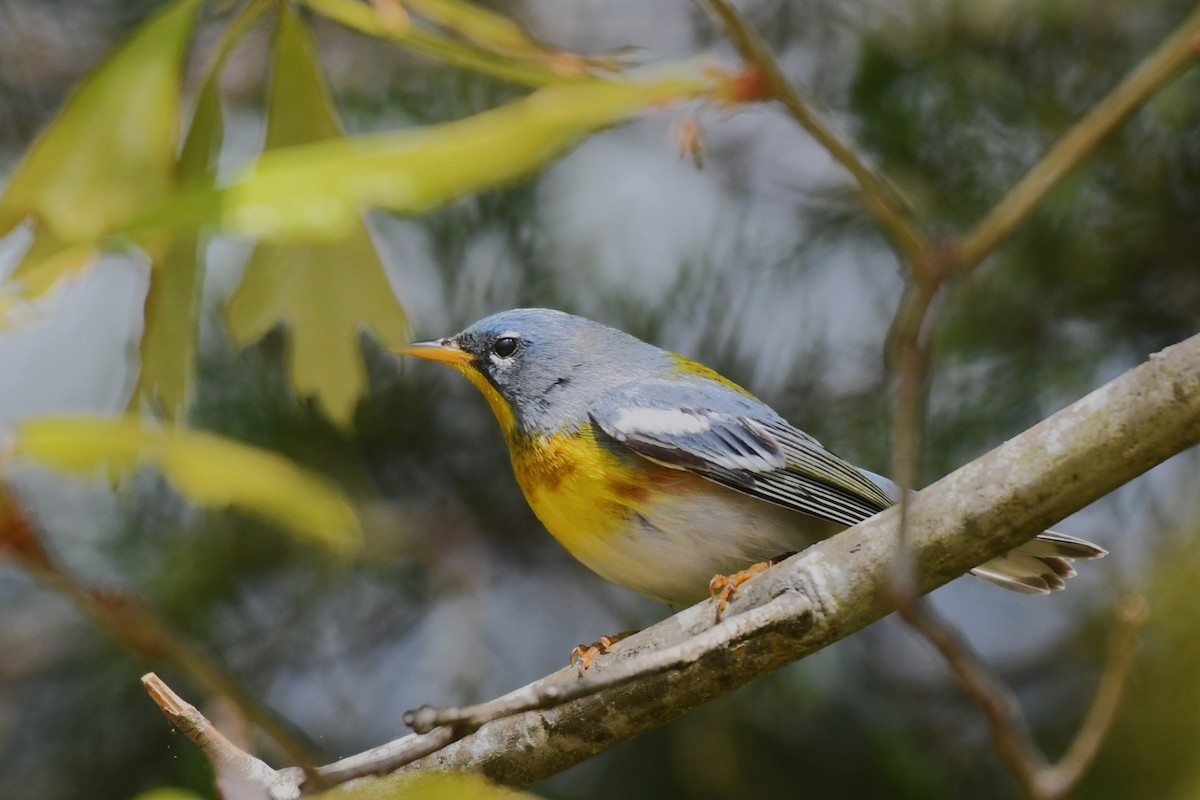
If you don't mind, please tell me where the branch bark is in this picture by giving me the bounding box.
[153,331,1200,798]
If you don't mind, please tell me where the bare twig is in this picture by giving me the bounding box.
[900,594,1149,800]
[700,0,929,267]
[311,727,458,787]
[955,5,1200,272]
[142,673,292,796]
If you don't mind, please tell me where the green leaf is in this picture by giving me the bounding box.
[11,417,362,552]
[134,0,270,418]
[0,0,201,299]
[226,7,409,428]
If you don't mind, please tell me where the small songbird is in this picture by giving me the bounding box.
[397,308,1105,611]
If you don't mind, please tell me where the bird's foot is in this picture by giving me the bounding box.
[709,561,772,621]
[569,630,637,676]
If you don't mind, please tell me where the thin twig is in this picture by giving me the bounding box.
[900,599,1050,786]
[1035,594,1150,798]
[884,280,942,601]
[403,591,811,736]
[310,727,458,787]
[956,5,1200,272]
[700,0,929,268]
[901,595,1149,800]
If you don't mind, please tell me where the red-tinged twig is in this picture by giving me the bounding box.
[700,0,929,269]
[0,487,324,773]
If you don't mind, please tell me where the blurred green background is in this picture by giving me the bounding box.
[2,1,1200,798]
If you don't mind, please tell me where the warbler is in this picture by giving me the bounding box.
[397,308,1105,609]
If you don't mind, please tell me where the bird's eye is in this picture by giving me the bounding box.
[492,336,520,358]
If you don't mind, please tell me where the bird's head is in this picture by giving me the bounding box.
[395,308,666,435]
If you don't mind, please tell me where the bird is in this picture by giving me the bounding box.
[396,308,1105,619]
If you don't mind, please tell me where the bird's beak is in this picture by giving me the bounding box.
[392,338,472,365]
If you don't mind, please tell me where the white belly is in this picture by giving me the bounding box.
[577,481,844,607]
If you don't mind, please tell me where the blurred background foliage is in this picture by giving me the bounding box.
[1,0,1199,798]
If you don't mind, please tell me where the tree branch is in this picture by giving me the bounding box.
[148,332,1200,798]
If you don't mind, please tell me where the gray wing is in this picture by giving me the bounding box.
[590,380,894,527]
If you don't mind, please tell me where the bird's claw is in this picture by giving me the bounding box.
[709,561,771,621]
[569,630,637,676]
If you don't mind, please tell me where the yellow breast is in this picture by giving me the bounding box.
[509,425,667,568]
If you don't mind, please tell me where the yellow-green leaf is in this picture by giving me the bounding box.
[227,235,410,427]
[131,73,713,243]
[6,231,97,301]
[312,771,541,800]
[0,0,200,300]
[134,0,270,418]
[128,790,207,800]
[136,234,199,417]
[11,417,361,552]
[404,0,564,61]
[261,8,343,149]
[299,0,578,87]
[226,7,410,428]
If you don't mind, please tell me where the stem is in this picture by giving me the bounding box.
[956,5,1200,271]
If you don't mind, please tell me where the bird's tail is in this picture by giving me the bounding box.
[969,531,1107,595]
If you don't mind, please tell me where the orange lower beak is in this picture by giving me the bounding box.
[393,338,473,366]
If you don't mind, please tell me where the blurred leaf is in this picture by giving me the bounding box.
[135,232,199,418]
[0,0,201,301]
[299,0,584,87]
[130,73,713,242]
[301,0,410,39]
[226,7,410,428]
[1078,520,1200,800]
[410,0,541,51]
[0,232,96,319]
[312,771,541,800]
[405,0,577,65]
[127,790,207,800]
[134,0,270,418]
[10,416,362,552]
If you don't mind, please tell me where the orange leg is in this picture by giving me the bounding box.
[709,561,772,622]
[569,630,638,675]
